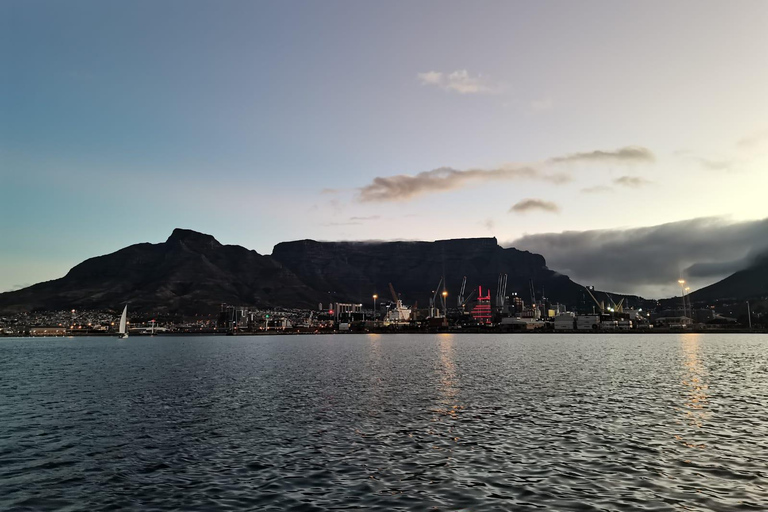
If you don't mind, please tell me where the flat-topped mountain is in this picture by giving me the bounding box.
[271,237,588,307]
[0,229,633,315]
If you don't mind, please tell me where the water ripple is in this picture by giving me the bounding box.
[1,333,767,511]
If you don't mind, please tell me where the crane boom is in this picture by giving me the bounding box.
[584,286,605,313]
[605,293,624,313]
[502,274,508,303]
[430,277,444,317]
[496,273,508,308]
[461,288,477,307]
[457,276,467,308]
[388,282,399,303]
[529,279,536,306]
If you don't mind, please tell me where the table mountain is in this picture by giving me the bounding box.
[271,237,593,308]
[0,229,626,314]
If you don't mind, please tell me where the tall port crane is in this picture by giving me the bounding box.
[458,288,477,310]
[584,286,605,314]
[388,282,399,303]
[457,276,467,309]
[496,273,508,310]
[606,293,625,313]
[429,276,444,318]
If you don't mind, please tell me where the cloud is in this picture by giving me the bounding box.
[549,146,655,165]
[737,129,768,150]
[481,218,496,233]
[417,69,503,94]
[509,198,560,214]
[695,158,732,171]
[320,188,339,195]
[675,152,734,171]
[614,176,652,188]
[327,199,344,214]
[581,185,613,194]
[355,143,653,203]
[358,165,566,202]
[417,71,442,86]
[507,216,768,298]
[349,215,380,221]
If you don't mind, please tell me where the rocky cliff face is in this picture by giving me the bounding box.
[0,229,595,314]
[0,229,324,314]
[271,237,585,307]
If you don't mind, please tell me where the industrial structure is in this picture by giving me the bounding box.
[384,282,412,325]
[471,286,493,324]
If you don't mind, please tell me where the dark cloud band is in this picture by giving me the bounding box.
[507,216,768,298]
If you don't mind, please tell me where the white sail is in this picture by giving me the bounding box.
[118,305,128,338]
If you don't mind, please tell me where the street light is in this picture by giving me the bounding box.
[372,294,378,324]
[678,280,687,319]
[441,291,448,318]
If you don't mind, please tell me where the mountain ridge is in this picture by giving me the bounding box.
[1,228,647,314]
[689,251,768,302]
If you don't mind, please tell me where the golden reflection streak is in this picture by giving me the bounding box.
[677,334,709,449]
[367,332,382,363]
[435,334,463,418]
[362,333,384,420]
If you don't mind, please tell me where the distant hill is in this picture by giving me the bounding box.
[0,228,636,315]
[690,253,768,302]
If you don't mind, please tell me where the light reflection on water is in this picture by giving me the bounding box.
[679,334,710,435]
[0,333,767,511]
[435,334,461,416]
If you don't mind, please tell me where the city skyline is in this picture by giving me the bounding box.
[3,0,768,297]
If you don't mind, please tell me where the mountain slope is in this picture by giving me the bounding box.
[690,254,768,302]
[0,229,323,314]
[0,229,634,314]
[271,237,590,307]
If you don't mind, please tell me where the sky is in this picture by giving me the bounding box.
[2,0,768,298]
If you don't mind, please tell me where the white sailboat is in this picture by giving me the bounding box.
[118,305,129,339]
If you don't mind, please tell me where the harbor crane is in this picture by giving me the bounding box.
[457,276,467,309]
[386,282,412,324]
[496,273,508,310]
[605,293,625,313]
[459,288,477,310]
[429,276,444,318]
[584,286,606,314]
[388,282,399,303]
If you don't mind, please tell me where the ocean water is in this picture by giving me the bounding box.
[0,333,766,511]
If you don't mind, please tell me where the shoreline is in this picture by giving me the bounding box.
[3,328,767,338]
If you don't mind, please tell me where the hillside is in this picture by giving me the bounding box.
[271,237,595,308]
[0,229,634,314]
[0,229,324,314]
[690,253,768,302]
